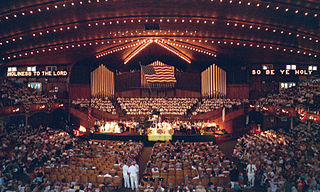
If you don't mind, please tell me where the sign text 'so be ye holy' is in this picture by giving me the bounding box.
[251,69,313,76]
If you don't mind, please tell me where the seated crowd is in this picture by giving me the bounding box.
[73,96,249,117]
[0,79,55,107]
[258,79,320,110]
[193,98,246,115]
[72,98,116,114]
[233,123,320,191]
[117,97,198,116]
[0,124,143,191]
[91,98,116,114]
[139,141,239,192]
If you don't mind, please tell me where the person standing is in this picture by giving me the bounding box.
[134,161,139,174]
[230,164,239,188]
[246,160,257,188]
[128,161,139,191]
[134,161,140,182]
[122,161,130,188]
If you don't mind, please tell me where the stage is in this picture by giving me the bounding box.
[89,133,217,143]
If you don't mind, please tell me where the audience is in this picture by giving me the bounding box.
[258,79,320,111]
[139,141,235,191]
[0,79,55,107]
[0,123,143,191]
[233,123,320,191]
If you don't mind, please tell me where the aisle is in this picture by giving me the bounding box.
[218,140,263,191]
[218,140,237,157]
[137,145,154,176]
[115,145,154,192]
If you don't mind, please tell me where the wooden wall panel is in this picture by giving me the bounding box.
[116,89,140,97]
[227,84,249,99]
[69,84,91,99]
[175,89,200,98]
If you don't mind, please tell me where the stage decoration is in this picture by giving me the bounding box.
[141,60,176,88]
[201,64,226,98]
[147,121,174,142]
[91,64,114,97]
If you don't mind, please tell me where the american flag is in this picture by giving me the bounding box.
[141,61,176,83]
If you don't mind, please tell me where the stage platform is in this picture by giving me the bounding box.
[89,133,217,143]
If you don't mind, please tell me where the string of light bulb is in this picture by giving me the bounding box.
[0,0,318,24]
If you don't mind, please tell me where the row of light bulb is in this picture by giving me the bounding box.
[210,0,318,17]
[0,0,109,22]
[3,38,137,61]
[162,40,217,58]
[96,40,142,58]
[2,37,318,62]
[124,41,154,64]
[0,0,318,23]
[96,39,193,64]
[0,19,201,47]
[1,17,318,53]
[155,41,192,64]
[166,38,318,58]
[201,39,318,57]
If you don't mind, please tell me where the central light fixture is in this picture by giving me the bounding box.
[124,40,154,64]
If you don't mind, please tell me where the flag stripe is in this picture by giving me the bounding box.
[142,61,176,83]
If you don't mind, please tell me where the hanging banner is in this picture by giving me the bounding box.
[7,70,68,77]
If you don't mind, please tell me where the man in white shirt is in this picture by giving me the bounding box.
[128,162,139,191]
[246,160,257,188]
[134,161,139,179]
[122,161,130,188]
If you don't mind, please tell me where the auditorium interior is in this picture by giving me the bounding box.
[0,0,320,191]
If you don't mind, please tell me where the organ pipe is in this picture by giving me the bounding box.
[91,64,114,97]
[201,64,226,98]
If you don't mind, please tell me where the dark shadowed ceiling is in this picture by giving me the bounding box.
[0,0,319,71]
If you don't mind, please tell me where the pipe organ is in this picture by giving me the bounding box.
[201,64,226,97]
[91,64,114,97]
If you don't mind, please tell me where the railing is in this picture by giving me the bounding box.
[0,103,64,116]
[249,104,320,124]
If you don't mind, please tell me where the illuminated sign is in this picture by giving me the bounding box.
[7,70,68,77]
[251,69,313,76]
[28,82,42,90]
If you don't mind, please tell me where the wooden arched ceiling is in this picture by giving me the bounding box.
[0,0,319,69]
